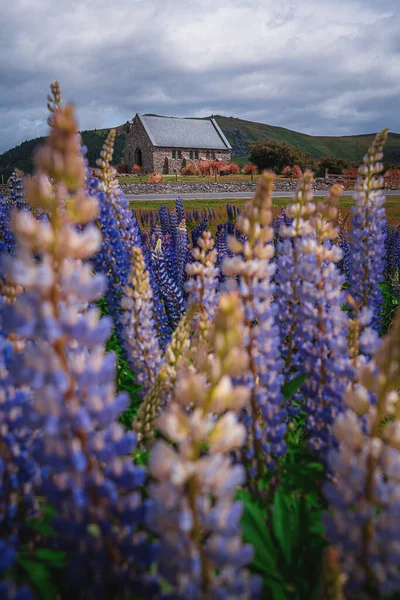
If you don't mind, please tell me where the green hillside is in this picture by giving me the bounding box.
[0,127,126,181]
[1,114,400,181]
[214,115,400,164]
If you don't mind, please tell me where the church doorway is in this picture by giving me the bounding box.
[163,157,169,174]
[134,148,143,167]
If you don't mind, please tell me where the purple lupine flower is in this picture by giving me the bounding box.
[348,129,388,331]
[185,230,220,343]
[91,130,170,350]
[289,182,352,461]
[147,293,262,599]
[2,84,158,598]
[223,173,286,483]
[175,196,185,224]
[324,310,400,596]
[119,246,162,397]
[151,239,185,329]
[175,219,189,287]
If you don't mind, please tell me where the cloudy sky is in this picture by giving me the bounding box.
[1,0,399,153]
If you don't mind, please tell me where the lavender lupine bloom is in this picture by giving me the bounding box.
[175,219,189,287]
[185,230,220,344]
[134,305,196,447]
[147,293,262,599]
[223,173,286,482]
[0,174,30,255]
[348,129,388,331]
[175,196,185,224]
[274,174,317,376]
[0,301,34,600]
[336,210,350,281]
[119,246,162,397]
[2,83,157,598]
[92,131,170,350]
[290,181,352,461]
[151,239,186,329]
[324,309,400,597]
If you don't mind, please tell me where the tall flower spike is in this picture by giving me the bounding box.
[147,292,261,599]
[348,129,388,332]
[134,305,196,447]
[185,230,220,344]
[290,182,352,461]
[151,238,185,329]
[119,246,162,397]
[223,172,286,484]
[324,308,400,596]
[274,171,316,375]
[175,219,189,287]
[92,129,171,349]
[2,83,158,597]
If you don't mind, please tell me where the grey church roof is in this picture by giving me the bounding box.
[136,114,232,150]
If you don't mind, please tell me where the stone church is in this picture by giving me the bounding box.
[124,113,232,174]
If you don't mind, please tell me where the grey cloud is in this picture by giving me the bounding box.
[0,0,399,153]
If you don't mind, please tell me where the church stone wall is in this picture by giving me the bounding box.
[124,115,154,172]
[124,114,231,174]
[153,148,231,174]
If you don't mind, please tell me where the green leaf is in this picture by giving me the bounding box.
[236,489,283,583]
[19,559,58,600]
[272,488,291,565]
[34,548,67,568]
[282,373,306,401]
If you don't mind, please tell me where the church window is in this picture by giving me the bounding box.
[178,150,182,159]
[189,151,193,160]
[172,150,176,159]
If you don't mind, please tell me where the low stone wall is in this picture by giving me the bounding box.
[119,179,331,195]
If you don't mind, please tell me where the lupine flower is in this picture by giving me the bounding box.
[175,219,189,287]
[223,172,286,483]
[274,173,317,374]
[92,130,170,351]
[185,230,219,344]
[288,181,352,461]
[324,308,400,596]
[175,196,185,224]
[119,246,162,397]
[348,129,388,331]
[134,305,196,447]
[151,239,185,329]
[336,210,350,281]
[2,82,157,598]
[147,292,262,599]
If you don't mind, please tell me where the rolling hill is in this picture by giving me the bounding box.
[215,115,400,165]
[1,116,399,180]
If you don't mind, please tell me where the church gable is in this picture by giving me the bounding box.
[124,113,232,173]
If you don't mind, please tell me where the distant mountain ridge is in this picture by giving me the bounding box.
[1,115,399,179]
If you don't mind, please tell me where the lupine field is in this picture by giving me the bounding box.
[0,81,400,600]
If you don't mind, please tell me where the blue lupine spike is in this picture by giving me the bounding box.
[175,196,184,224]
[2,91,158,597]
[151,239,185,329]
[159,205,169,235]
[348,129,388,331]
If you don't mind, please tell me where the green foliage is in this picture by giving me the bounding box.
[237,443,327,600]
[315,155,354,177]
[380,281,400,335]
[249,138,316,174]
[0,128,125,180]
